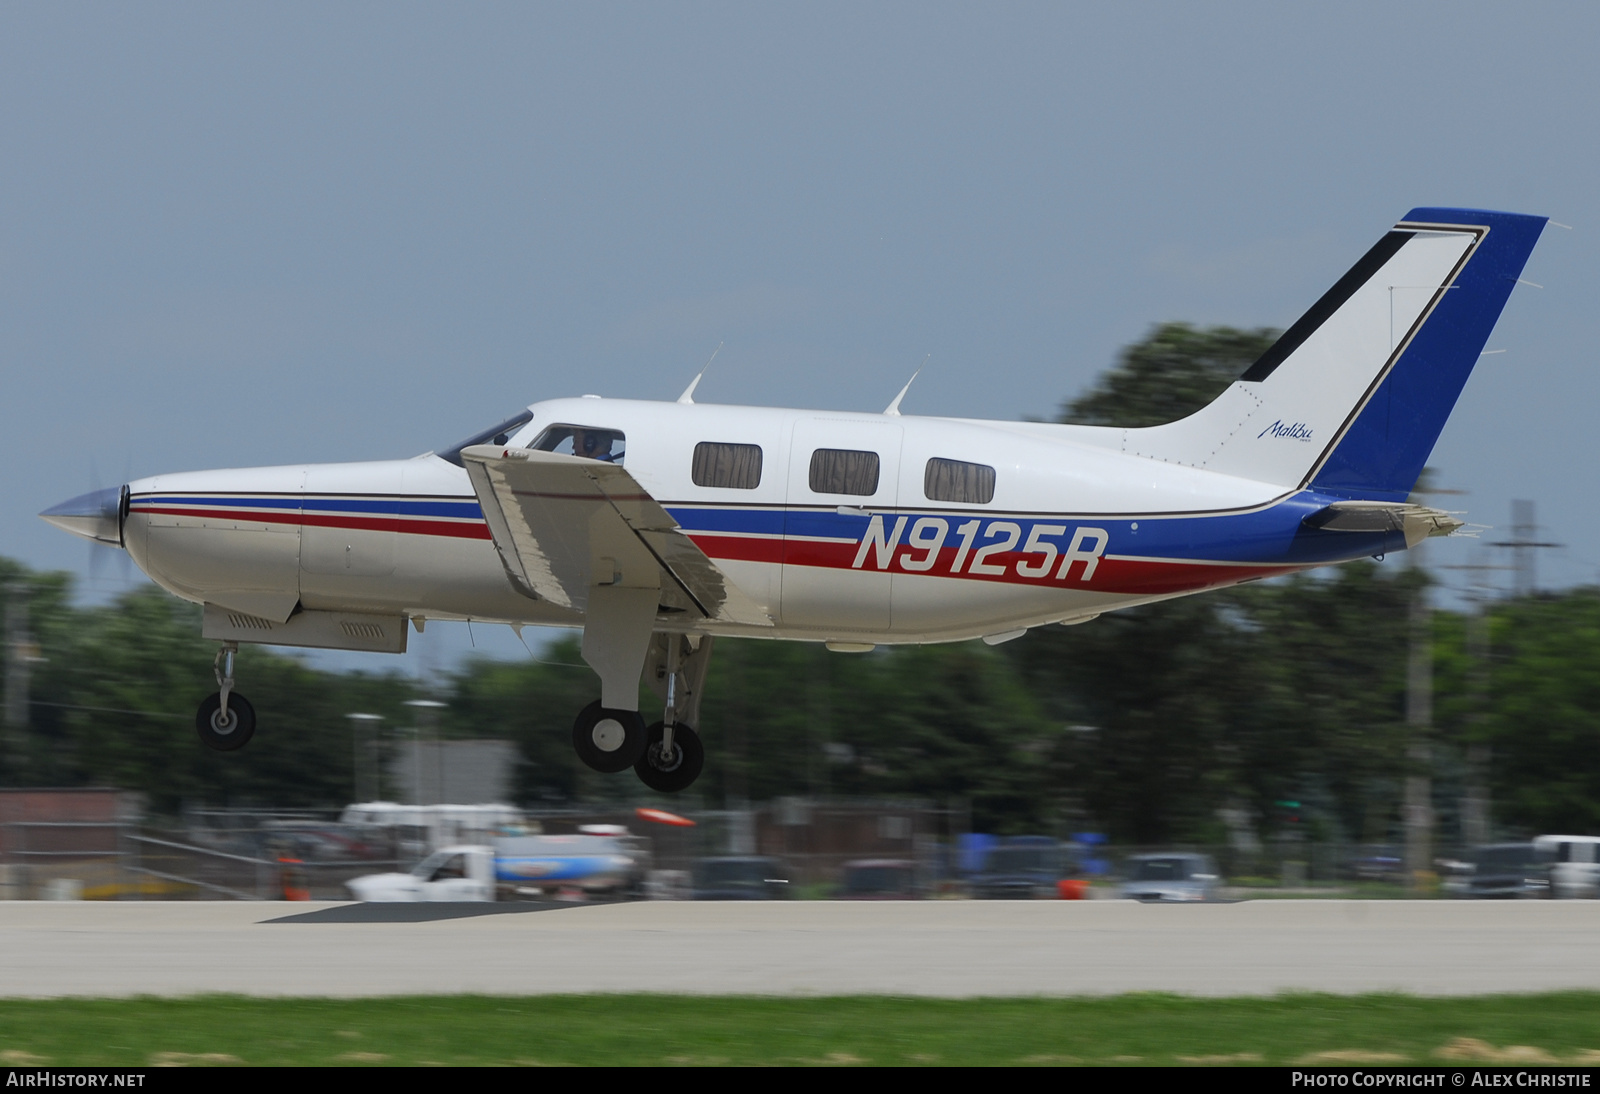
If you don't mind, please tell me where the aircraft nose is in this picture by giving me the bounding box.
[39,485,128,547]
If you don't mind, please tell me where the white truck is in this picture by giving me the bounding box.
[346,833,646,902]
[1535,835,1600,899]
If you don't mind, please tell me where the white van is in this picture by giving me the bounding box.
[1534,835,1600,899]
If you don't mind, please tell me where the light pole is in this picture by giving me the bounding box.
[346,713,384,802]
[402,700,446,805]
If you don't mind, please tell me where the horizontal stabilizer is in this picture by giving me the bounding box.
[459,445,772,627]
[1304,501,1463,547]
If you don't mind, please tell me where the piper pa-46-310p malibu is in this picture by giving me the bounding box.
[41,207,1546,792]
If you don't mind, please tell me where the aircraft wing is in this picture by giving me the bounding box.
[459,445,772,626]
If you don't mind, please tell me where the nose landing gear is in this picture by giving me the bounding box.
[196,642,256,751]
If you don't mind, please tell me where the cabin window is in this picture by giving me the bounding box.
[529,424,626,464]
[809,449,880,496]
[924,458,995,504]
[692,442,763,489]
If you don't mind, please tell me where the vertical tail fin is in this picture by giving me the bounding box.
[1122,208,1546,498]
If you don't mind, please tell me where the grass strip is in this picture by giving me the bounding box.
[1,992,1598,1066]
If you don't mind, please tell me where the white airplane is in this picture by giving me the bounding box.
[41,207,1546,793]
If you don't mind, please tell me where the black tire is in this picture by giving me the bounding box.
[634,721,704,793]
[196,692,256,751]
[572,701,647,772]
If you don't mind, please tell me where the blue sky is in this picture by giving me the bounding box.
[4,4,1596,671]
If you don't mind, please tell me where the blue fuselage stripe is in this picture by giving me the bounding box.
[664,494,1402,566]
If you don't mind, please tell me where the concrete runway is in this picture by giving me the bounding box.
[1,899,1597,998]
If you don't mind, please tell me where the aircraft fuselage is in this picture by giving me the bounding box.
[121,396,1401,647]
[40,206,1547,777]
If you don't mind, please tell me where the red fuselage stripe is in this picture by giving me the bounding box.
[690,533,1300,595]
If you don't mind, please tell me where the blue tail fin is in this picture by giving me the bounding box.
[1117,208,1545,496]
[1309,207,1546,500]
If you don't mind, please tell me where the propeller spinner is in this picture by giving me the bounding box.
[39,484,129,547]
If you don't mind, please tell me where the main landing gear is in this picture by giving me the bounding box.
[635,720,704,793]
[197,642,256,751]
[571,629,713,794]
[572,702,647,772]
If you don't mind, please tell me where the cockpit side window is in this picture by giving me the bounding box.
[438,410,535,467]
[529,424,626,464]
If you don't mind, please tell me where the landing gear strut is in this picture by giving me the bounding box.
[632,633,712,793]
[196,642,255,751]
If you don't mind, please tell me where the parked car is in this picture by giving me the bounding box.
[839,859,918,899]
[259,824,387,863]
[1457,842,1552,898]
[970,837,1078,899]
[691,856,791,900]
[1536,835,1600,899]
[1343,845,1404,883]
[1120,852,1221,902]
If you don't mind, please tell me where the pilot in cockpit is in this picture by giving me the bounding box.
[525,423,625,463]
[572,428,620,462]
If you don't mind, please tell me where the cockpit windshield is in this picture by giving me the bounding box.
[437,410,535,467]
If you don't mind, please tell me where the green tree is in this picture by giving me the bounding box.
[3,570,420,813]
[1057,322,1278,427]
[442,638,595,805]
[1008,564,1420,844]
[1228,564,1419,843]
[1438,590,1600,835]
[695,640,1052,833]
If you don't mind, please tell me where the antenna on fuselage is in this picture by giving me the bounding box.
[677,342,724,404]
[883,355,929,416]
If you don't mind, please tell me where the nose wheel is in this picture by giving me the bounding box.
[196,642,256,751]
[196,691,256,751]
